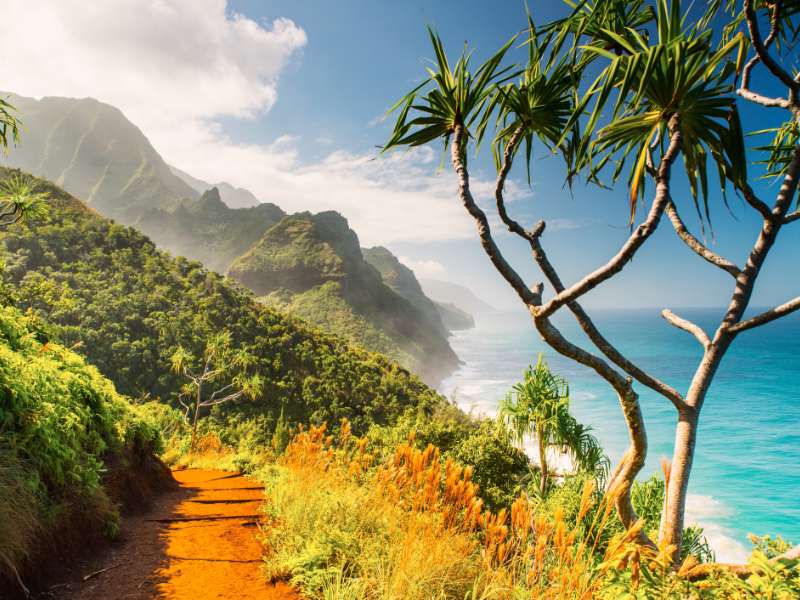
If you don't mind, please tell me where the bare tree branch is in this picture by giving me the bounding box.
[784,210,800,223]
[665,201,741,277]
[537,117,682,318]
[722,146,800,328]
[736,88,791,108]
[451,125,540,306]
[743,0,800,96]
[662,309,712,350]
[461,125,655,546]
[493,127,687,410]
[728,296,800,333]
[740,183,778,221]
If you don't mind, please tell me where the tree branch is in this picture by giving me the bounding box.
[728,296,800,333]
[481,127,657,544]
[784,210,800,224]
[665,200,741,277]
[493,126,686,410]
[537,117,682,318]
[451,125,540,306]
[743,0,799,95]
[722,146,800,329]
[740,183,777,221]
[662,309,712,350]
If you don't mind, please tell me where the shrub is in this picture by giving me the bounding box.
[0,304,160,585]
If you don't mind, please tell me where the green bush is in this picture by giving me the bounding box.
[0,304,159,581]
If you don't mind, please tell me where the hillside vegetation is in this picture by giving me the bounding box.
[0,303,165,591]
[229,211,460,384]
[137,187,286,273]
[0,169,442,436]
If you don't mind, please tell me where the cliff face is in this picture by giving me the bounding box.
[1,94,198,220]
[228,213,460,385]
[362,247,449,338]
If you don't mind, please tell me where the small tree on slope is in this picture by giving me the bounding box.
[499,354,607,497]
[171,331,262,452]
[384,0,800,566]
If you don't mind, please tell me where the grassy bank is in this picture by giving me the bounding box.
[0,305,166,592]
[259,424,800,599]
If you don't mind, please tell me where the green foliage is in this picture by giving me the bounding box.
[384,28,517,158]
[0,174,48,228]
[0,169,443,436]
[0,96,19,152]
[0,303,159,580]
[499,355,608,493]
[231,211,458,384]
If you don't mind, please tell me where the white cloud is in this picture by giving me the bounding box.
[1,1,306,142]
[398,257,447,278]
[0,0,520,245]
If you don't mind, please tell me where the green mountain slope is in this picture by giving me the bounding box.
[136,187,286,273]
[1,94,197,220]
[0,169,442,434]
[362,246,449,338]
[228,213,460,384]
[2,94,459,383]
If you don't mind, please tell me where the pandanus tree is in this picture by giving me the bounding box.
[0,174,48,228]
[499,355,607,496]
[385,0,800,566]
[0,100,45,229]
[171,331,263,452]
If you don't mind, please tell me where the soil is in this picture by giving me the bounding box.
[37,469,298,600]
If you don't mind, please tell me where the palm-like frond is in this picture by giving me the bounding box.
[0,96,20,152]
[567,0,747,224]
[485,16,578,182]
[542,0,656,70]
[498,354,569,447]
[0,174,48,228]
[383,28,517,160]
[752,120,800,184]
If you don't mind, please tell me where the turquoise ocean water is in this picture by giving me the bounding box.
[439,308,800,561]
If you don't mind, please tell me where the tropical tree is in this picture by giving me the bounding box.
[0,174,48,228]
[499,355,606,496]
[0,96,19,153]
[171,331,263,452]
[385,0,800,566]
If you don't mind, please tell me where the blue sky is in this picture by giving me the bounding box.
[232,0,797,311]
[3,1,797,310]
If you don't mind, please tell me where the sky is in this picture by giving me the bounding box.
[1,0,797,310]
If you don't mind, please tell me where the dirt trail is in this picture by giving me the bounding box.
[51,469,298,600]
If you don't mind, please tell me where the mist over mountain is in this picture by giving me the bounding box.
[137,187,286,273]
[170,165,261,209]
[419,278,494,316]
[1,94,197,220]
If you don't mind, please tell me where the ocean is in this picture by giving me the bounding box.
[439,307,800,562]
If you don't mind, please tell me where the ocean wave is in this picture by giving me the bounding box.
[685,494,748,563]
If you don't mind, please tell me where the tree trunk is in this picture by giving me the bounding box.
[537,425,548,496]
[190,383,202,453]
[659,409,698,562]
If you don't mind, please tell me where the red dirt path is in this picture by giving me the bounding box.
[52,469,298,600]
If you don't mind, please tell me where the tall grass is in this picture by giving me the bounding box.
[262,423,800,599]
